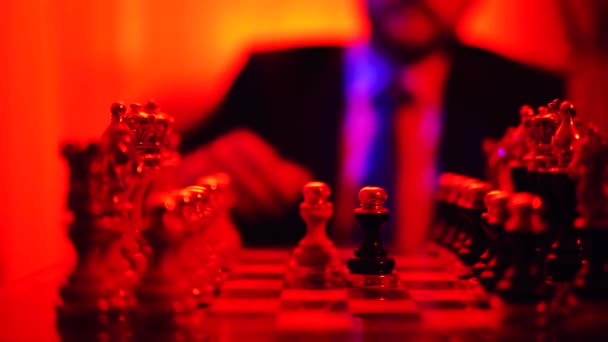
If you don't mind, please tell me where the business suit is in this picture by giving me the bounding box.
[180,44,564,245]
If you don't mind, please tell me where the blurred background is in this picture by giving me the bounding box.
[1,0,603,284]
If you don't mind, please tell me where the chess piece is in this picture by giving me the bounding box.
[524,102,560,195]
[430,173,454,242]
[450,178,485,255]
[100,103,151,277]
[457,181,492,266]
[441,175,472,248]
[495,193,550,303]
[133,188,208,340]
[548,127,608,339]
[155,101,180,192]
[178,185,219,306]
[123,102,165,167]
[510,105,536,192]
[546,100,582,282]
[475,190,510,283]
[551,101,579,170]
[57,141,138,338]
[570,127,608,299]
[346,186,398,287]
[197,173,242,273]
[119,101,175,273]
[526,101,561,244]
[286,181,344,288]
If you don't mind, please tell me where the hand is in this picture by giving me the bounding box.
[178,129,312,219]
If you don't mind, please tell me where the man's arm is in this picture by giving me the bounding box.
[176,52,312,222]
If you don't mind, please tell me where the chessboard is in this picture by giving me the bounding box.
[0,247,506,341]
[1,246,605,341]
[207,248,489,341]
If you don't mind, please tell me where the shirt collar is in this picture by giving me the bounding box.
[346,42,451,107]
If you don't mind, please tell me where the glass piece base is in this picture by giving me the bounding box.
[346,272,399,288]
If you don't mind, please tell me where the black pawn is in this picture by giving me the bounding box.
[574,220,608,299]
[545,171,581,282]
[457,181,492,266]
[510,165,529,192]
[347,187,395,275]
[444,178,472,250]
[496,193,550,303]
[473,190,510,279]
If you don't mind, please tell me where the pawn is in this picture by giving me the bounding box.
[180,186,219,306]
[198,173,242,272]
[286,181,344,288]
[346,186,398,288]
[440,176,472,248]
[475,190,510,284]
[429,173,454,241]
[571,127,608,299]
[457,181,492,266]
[495,193,550,303]
[132,188,207,340]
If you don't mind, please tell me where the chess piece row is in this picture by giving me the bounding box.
[432,170,608,302]
[485,99,608,283]
[431,99,608,334]
[58,102,242,340]
[431,177,549,300]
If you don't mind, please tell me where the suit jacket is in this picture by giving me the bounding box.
[180,44,564,245]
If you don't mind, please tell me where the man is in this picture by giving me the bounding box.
[179,0,563,248]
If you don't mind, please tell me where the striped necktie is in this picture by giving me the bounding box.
[362,80,413,241]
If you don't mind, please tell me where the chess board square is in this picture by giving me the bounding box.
[398,271,456,281]
[280,288,347,301]
[222,279,284,290]
[353,312,420,322]
[394,255,447,271]
[408,289,476,301]
[276,311,354,331]
[231,264,286,275]
[348,298,418,314]
[274,330,355,341]
[415,300,472,309]
[408,289,478,309]
[346,288,410,300]
[280,299,348,311]
[208,311,277,320]
[229,272,285,280]
[221,288,283,299]
[401,280,466,290]
[237,249,290,264]
[396,265,446,272]
[210,298,281,313]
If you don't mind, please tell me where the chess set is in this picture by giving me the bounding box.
[6,98,608,341]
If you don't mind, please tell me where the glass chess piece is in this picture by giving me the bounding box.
[346,186,399,288]
[285,181,345,289]
[197,173,242,274]
[132,188,208,340]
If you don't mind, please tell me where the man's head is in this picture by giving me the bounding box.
[365,0,475,63]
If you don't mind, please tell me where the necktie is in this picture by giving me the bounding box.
[363,80,413,241]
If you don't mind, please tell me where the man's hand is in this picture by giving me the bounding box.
[178,129,312,219]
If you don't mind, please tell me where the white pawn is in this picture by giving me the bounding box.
[133,188,206,339]
[286,181,345,288]
[197,172,242,272]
